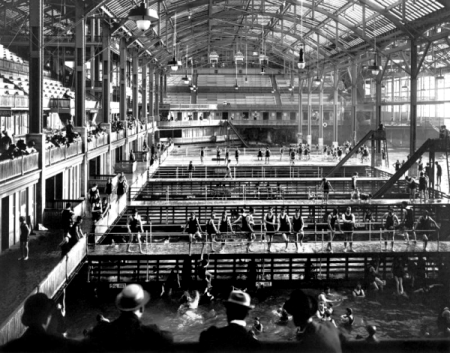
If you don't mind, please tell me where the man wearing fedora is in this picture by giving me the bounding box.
[284,289,342,353]
[199,289,259,350]
[87,284,173,351]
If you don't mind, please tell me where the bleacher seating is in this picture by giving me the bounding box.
[165,93,191,104]
[0,45,27,64]
[197,93,276,105]
[197,74,272,87]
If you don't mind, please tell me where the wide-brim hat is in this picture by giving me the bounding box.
[224,290,254,310]
[115,284,150,311]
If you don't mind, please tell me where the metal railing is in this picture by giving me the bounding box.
[110,129,125,142]
[0,95,29,108]
[45,141,83,166]
[48,98,72,109]
[0,237,86,346]
[0,153,39,182]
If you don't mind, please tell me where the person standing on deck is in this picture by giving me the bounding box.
[127,209,144,254]
[224,159,233,179]
[200,147,205,164]
[188,161,194,180]
[218,210,234,253]
[18,216,30,261]
[265,148,271,164]
[382,207,399,252]
[216,147,221,165]
[399,201,416,245]
[327,209,343,253]
[319,178,334,203]
[290,148,296,165]
[257,148,263,161]
[292,209,305,252]
[232,208,255,253]
[183,212,203,256]
[203,213,218,254]
[350,173,358,200]
[394,160,401,173]
[224,148,230,165]
[235,148,240,165]
[280,146,284,161]
[414,210,440,252]
[278,207,292,252]
[435,161,442,186]
[264,207,277,253]
[342,207,356,253]
[418,172,429,202]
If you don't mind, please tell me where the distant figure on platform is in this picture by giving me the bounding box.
[199,290,259,350]
[342,207,356,253]
[87,284,173,351]
[183,212,203,256]
[257,148,263,161]
[418,172,429,202]
[117,173,128,199]
[350,172,358,200]
[382,207,399,252]
[224,148,230,165]
[224,159,233,179]
[105,177,113,201]
[319,178,334,203]
[327,208,343,253]
[393,160,401,172]
[399,201,415,245]
[18,216,30,261]
[280,146,284,160]
[265,148,271,164]
[126,209,144,254]
[200,147,205,164]
[216,147,221,165]
[188,161,194,180]
[435,161,442,186]
[89,184,101,204]
[405,176,417,201]
[277,207,292,252]
[235,148,240,165]
[290,149,296,165]
[292,209,305,252]
[129,149,136,162]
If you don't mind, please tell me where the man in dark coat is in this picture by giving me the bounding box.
[87,284,173,351]
[1,293,80,352]
[199,290,259,350]
[284,289,343,353]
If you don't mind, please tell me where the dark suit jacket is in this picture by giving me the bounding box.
[87,312,173,351]
[297,321,343,353]
[199,323,259,351]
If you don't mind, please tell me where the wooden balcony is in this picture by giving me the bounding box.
[0,153,39,182]
[45,141,83,166]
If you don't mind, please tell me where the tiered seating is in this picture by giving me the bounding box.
[0,45,26,64]
[165,93,191,104]
[197,74,272,87]
[197,93,276,105]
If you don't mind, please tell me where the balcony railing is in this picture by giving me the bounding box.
[110,129,125,142]
[49,98,72,109]
[0,95,29,108]
[87,134,109,150]
[0,153,39,182]
[45,141,83,166]
[0,58,29,73]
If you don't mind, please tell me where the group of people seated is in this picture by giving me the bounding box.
[0,130,37,160]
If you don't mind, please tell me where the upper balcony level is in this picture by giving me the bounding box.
[0,153,39,183]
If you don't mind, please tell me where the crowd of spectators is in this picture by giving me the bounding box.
[1,130,37,161]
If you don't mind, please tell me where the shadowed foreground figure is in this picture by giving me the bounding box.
[87,284,173,351]
[0,293,81,352]
[284,289,343,353]
[199,290,259,351]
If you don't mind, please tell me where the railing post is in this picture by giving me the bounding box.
[205,166,207,179]
[205,185,208,200]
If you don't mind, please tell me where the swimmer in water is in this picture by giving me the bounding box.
[253,317,264,334]
[179,290,200,310]
[365,325,379,343]
[324,311,337,328]
[352,283,365,298]
[340,308,354,325]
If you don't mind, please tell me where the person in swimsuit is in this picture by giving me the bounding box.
[382,207,399,252]
[183,212,203,256]
[200,147,205,164]
[277,207,292,252]
[235,148,240,165]
[198,253,212,287]
[224,159,233,179]
[89,184,100,204]
[342,206,355,252]
[292,209,305,252]
[188,161,194,180]
[418,172,428,202]
[257,148,263,161]
[218,210,234,253]
[340,308,354,325]
[319,178,333,203]
[399,201,415,245]
[224,148,229,165]
[203,213,218,255]
[126,209,144,254]
[232,208,255,253]
[290,149,296,165]
[216,147,221,165]
[327,208,343,253]
[352,283,365,298]
[350,173,358,200]
[279,146,284,161]
[264,207,277,253]
[414,210,440,252]
[265,148,271,164]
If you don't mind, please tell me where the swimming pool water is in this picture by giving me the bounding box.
[64,285,446,342]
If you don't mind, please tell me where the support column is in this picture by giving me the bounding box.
[102,22,111,123]
[159,72,164,105]
[410,41,418,156]
[351,61,357,146]
[90,18,96,86]
[142,61,148,120]
[149,62,154,116]
[74,0,86,126]
[29,0,45,226]
[132,49,139,119]
[119,38,127,120]
[374,54,382,167]
[155,69,160,117]
[333,67,339,147]
[298,76,303,144]
[307,77,312,146]
[318,81,324,149]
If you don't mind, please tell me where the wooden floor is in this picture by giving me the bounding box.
[88,239,450,257]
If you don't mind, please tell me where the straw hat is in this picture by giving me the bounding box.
[115,284,150,311]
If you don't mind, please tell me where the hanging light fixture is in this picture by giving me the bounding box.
[168,14,179,71]
[209,50,219,66]
[436,68,445,80]
[245,40,248,83]
[181,45,189,83]
[367,16,382,75]
[128,0,158,32]
[297,1,306,69]
[234,58,239,90]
